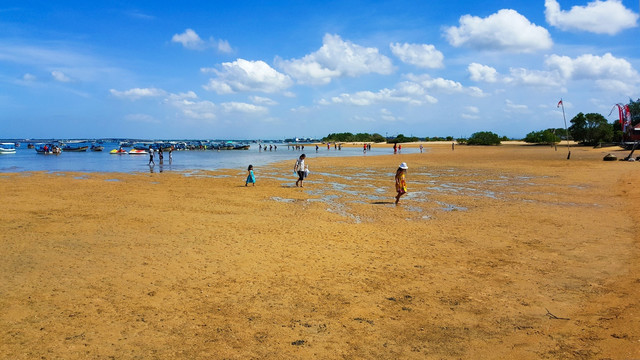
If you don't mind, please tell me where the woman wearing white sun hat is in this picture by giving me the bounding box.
[395,162,408,205]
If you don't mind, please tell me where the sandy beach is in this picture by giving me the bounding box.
[1,143,639,359]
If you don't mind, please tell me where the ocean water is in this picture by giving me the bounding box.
[0,142,419,173]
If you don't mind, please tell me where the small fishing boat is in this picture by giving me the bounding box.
[90,144,104,151]
[0,143,16,154]
[27,143,35,149]
[62,144,89,152]
[110,148,128,154]
[232,143,250,150]
[35,143,62,154]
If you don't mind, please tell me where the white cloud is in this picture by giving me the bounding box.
[172,29,204,50]
[328,88,429,106]
[466,106,479,114]
[22,73,36,81]
[202,59,293,94]
[461,106,480,119]
[545,0,638,35]
[220,102,268,114]
[465,53,638,94]
[405,73,485,96]
[444,9,552,53]
[164,92,216,120]
[380,108,400,122]
[390,42,444,68]
[109,87,167,100]
[250,96,278,106]
[217,39,232,53]
[278,33,394,85]
[504,99,529,112]
[51,70,71,82]
[504,67,564,87]
[468,63,498,83]
[111,88,269,120]
[546,53,638,81]
[172,29,233,53]
[322,72,486,107]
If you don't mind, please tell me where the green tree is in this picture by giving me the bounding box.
[466,131,501,145]
[612,120,623,142]
[627,98,640,126]
[370,133,386,143]
[389,134,419,143]
[569,112,612,145]
[524,129,561,144]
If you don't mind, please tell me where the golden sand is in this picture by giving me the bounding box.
[1,144,639,359]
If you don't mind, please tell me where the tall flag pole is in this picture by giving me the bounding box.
[557,99,571,159]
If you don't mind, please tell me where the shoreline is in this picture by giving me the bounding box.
[2,142,625,176]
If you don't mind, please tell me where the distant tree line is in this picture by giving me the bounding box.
[457,131,508,145]
[524,98,640,146]
[322,132,387,143]
[322,132,454,143]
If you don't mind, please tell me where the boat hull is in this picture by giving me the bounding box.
[0,143,16,154]
[128,149,148,155]
[62,146,89,152]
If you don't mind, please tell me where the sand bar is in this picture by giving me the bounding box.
[1,144,639,359]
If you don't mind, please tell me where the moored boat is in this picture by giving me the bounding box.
[232,143,250,150]
[128,149,148,155]
[62,144,89,152]
[35,143,62,154]
[90,144,104,151]
[0,143,16,154]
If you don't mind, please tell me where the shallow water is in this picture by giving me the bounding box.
[0,142,420,173]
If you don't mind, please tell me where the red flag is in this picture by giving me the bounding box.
[617,104,624,127]
[624,104,632,131]
[557,100,563,108]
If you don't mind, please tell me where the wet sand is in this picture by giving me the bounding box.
[1,143,639,359]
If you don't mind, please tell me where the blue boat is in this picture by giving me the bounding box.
[62,144,89,152]
[0,143,16,154]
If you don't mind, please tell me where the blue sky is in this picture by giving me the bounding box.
[1,0,638,140]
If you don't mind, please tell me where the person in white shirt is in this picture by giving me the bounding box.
[294,154,307,187]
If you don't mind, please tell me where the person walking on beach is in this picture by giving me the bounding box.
[294,154,307,187]
[245,165,256,186]
[148,146,155,165]
[169,147,173,164]
[395,162,408,205]
[158,147,164,164]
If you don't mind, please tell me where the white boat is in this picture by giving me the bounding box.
[0,143,16,154]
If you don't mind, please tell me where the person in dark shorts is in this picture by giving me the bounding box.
[294,154,307,187]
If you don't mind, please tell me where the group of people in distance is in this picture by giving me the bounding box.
[148,146,173,166]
